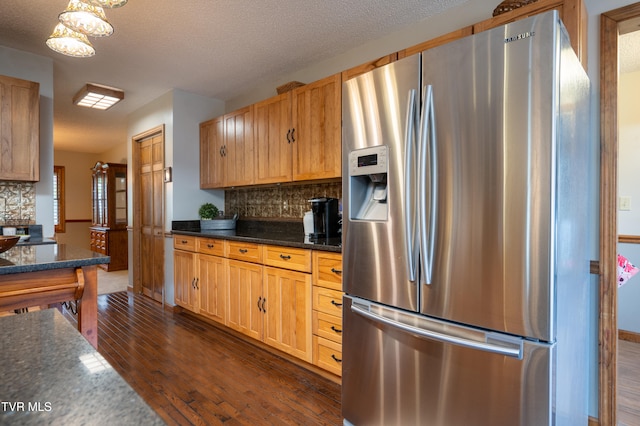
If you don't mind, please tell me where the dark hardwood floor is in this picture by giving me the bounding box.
[618,339,640,426]
[62,292,342,425]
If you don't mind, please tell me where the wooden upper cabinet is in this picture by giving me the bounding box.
[342,53,398,81]
[0,75,40,182]
[224,106,254,187]
[291,73,342,181]
[254,92,293,184]
[473,0,587,69]
[199,116,224,188]
[398,27,473,59]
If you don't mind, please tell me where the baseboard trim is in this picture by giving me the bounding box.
[619,329,640,343]
[588,415,599,425]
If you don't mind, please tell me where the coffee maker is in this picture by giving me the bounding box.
[308,197,340,239]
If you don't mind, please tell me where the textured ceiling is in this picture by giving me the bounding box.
[0,0,466,153]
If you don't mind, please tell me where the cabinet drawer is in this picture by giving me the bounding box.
[313,310,342,344]
[264,245,311,273]
[173,235,196,251]
[312,286,344,317]
[312,251,342,291]
[313,335,342,377]
[226,241,262,263]
[196,237,225,256]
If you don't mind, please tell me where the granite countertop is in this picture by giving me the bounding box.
[172,220,342,253]
[0,244,110,275]
[0,309,164,425]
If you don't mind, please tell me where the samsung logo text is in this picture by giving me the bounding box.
[504,31,535,44]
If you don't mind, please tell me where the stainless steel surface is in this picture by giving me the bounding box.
[341,11,590,426]
[342,54,420,312]
[342,296,553,426]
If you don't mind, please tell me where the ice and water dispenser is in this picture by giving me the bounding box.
[348,145,388,221]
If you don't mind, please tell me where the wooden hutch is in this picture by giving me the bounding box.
[90,161,128,271]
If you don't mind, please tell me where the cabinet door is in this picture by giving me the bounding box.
[291,73,342,181]
[224,106,255,186]
[200,117,225,188]
[198,254,227,324]
[263,266,312,362]
[174,249,198,312]
[0,75,39,181]
[227,259,263,340]
[254,93,293,184]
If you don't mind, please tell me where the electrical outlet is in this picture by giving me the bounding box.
[619,196,632,211]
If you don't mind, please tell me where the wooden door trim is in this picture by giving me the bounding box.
[131,124,165,298]
[600,4,640,425]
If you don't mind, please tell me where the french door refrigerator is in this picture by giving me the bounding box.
[341,11,590,426]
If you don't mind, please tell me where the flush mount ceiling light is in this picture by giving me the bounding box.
[46,23,95,57]
[86,0,128,8]
[59,0,114,37]
[73,83,124,110]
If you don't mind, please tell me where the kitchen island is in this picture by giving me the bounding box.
[0,308,164,425]
[0,244,109,348]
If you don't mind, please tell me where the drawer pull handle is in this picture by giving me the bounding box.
[331,326,342,334]
[279,254,291,260]
[331,268,342,275]
[262,297,266,312]
[239,248,248,254]
[331,354,342,363]
[207,244,215,248]
[258,296,263,312]
[331,300,343,308]
[181,240,188,244]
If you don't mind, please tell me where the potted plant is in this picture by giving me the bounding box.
[198,203,237,230]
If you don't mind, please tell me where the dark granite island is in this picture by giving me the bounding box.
[0,244,109,349]
[0,309,164,425]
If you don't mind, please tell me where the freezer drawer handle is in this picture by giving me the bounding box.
[351,303,522,359]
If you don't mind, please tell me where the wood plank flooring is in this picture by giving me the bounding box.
[618,339,640,426]
[62,292,342,425]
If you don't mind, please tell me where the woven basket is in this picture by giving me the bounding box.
[492,0,539,16]
[276,81,305,95]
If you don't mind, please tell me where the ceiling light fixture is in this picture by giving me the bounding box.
[73,83,124,110]
[86,0,128,8]
[46,23,95,57]
[59,0,114,37]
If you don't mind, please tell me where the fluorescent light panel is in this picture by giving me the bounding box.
[73,83,124,110]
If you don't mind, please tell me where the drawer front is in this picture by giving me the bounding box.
[313,335,342,377]
[196,237,225,256]
[264,245,311,273]
[226,241,262,263]
[312,251,343,291]
[312,286,344,317]
[173,235,196,252]
[313,310,342,344]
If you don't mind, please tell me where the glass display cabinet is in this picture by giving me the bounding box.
[90,161,128,271]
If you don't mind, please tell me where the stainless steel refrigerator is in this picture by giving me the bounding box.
[341,11,590,426]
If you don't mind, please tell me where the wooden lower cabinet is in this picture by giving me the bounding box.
[263,266,312,362]
[198,254,227,324]
[227,259,263,340]
[90,227,128,271]
[174,248,198,312]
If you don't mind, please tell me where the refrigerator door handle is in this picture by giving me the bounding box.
[351,302,523,359]
[418,85,437,286]
[404,89,418,283]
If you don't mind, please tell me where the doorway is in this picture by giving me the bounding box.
[132,125,165,303]
[600,3,640,425]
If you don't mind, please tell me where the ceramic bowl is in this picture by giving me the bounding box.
[0,235,20,253]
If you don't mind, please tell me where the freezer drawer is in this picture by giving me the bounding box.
[342,296,554,426]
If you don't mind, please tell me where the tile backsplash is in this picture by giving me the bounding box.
[0,182,36,225]
[225,181,342,220]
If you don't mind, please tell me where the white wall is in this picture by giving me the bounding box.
[0,46,54,238]
[617,70,640,332]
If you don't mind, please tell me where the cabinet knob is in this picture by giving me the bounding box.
[207,243,215,248]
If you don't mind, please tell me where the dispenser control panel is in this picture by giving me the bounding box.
[349,145,388,176]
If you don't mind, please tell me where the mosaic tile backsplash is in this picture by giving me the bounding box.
[225,181,342,220]
[0,182,36,225]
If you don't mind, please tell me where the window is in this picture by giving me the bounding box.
[53,166,65,233]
